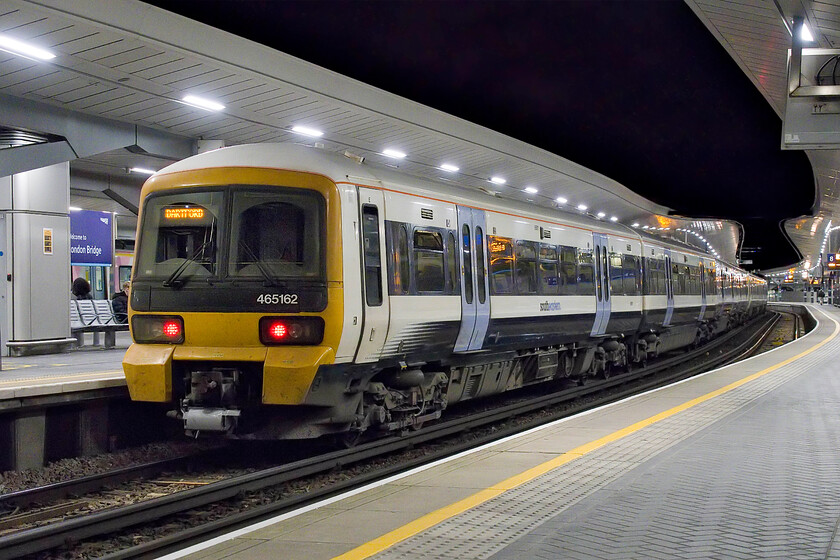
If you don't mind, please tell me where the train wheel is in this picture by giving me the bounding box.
[336,430,363,448]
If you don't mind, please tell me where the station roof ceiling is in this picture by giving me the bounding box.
[689,0,840,279]
[3,0,826,268]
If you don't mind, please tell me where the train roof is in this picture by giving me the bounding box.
[151,143,762,281]
[152,143,639,239]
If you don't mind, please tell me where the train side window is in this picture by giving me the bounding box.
[539,244,559,295]
[489,236,514,294]
[361,205,383,306]
[622,254,640,295]
[643,257,655,295]
[475,227,487,304]
[691,265,702,295]
[670,263,681,296]
[462,224,473,304]
[414,229,445,293]
[515,241,538,294]
[386,222,410,295]
[446,231,459,295]
[577,249,595,295]
[656,259,667,295]
[707,267,716,296]
[609,253,624,296]
[558,245,578,295]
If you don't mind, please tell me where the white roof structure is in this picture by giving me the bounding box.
[6,0,825,265]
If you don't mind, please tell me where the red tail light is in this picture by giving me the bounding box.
[259,317,324,345]
[163,321,182,338]
[132,315,185,344]
[268,321,288,340]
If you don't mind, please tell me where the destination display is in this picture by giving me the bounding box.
[162,205,212,226]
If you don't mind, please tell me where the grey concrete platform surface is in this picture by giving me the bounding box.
[0,330,129,400]
[163,303,840,560]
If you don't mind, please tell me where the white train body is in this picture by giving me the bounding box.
[123,144,767,439]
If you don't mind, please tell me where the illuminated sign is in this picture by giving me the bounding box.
[164,207,205,219]
[70,210,113,266]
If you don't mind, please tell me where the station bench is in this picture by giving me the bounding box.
[70,299,129,348]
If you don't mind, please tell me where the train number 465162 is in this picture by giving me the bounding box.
[257,294,298,305]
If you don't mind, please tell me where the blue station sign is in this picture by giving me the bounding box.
[70,210,113,266]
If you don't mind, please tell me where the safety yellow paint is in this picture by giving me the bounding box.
[122,344,174,401]
[173,345,267,362]
[333,310,839,560]
[263,345,335,404]
[127,166,345,400]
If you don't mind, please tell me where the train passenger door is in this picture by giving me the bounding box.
[663,250,674,326]
[354,188,390,363]
[698,262,707,320]
[590,233,611,336]
[454,206,490,352]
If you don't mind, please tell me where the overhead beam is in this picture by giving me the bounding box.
[0,93,192,176]
[0,141,77,178]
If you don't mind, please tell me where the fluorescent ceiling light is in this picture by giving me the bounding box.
[610,216,618,222]
[129,167,156,175]
[577,204,588,211]
[182,95,225,111]
[68,206,82,212]
[291,125,323,137]
[490,176,506,185]
[0,35,56,60]
[597,212,606,218]
[440,163,459,172]
[631,223,640,228]
[382,149,406,159]
[556,197,567,204]
[800,23,814,42]
[524,186,538,194]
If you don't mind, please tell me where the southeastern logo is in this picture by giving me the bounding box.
[539,301,562,311]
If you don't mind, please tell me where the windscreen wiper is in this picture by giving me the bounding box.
[163,239,214,288]
[238,240,281,287]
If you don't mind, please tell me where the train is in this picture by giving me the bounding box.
[122,143,767,440]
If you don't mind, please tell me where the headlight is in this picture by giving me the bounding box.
[132,315,185,344]
[259,316,324,345]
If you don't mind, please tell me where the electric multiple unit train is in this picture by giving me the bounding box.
[122,143,767,440]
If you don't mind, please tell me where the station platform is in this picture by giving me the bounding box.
[0,331,129,402]
[165,303,840,560]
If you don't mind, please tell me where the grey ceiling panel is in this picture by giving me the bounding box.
[0,0,744,263]
[0,8,41,31]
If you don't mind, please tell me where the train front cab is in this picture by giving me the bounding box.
[122,166,348,437]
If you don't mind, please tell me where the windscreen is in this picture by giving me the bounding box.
[228,188,324,279]
[135,189,223,280]
[135,186,325,283]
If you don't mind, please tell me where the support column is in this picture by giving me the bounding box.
[14,412,46,470]
[0,163,74,355]
[78,403,109,456]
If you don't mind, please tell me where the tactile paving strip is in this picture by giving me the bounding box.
[372,326,840,560]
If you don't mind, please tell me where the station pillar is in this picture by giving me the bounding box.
[0,163,74,355]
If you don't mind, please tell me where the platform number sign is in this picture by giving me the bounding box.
[828,254,840,269]
[43,228,53,255]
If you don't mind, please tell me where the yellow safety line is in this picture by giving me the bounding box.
[334,309,839,560]
[0,370,124,386]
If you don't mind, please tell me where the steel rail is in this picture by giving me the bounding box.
[0,312,783,559]
[0,451,222,512]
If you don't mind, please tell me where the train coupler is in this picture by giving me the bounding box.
[182,407,241,434]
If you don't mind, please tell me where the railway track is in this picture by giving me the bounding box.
[2,311,786,559]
